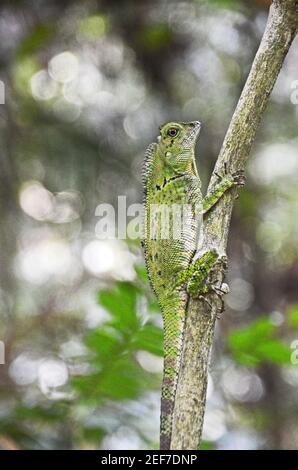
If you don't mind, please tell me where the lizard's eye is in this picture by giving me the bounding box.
[167,127,179,138]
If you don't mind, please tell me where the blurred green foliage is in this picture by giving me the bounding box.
[228,317,292,367]
[79,15,109,40]
[0,0,297,451]
[73,278,163,403]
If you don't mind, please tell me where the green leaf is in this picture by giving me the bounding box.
[85,328,122,361]
[228,316,291,367]
[133,323,163,357]
[98,355,147,399]
[72,373,104,400]
[73,355,149,401]
[256,340,291,365]
[228,317,275,352]
[199,440,215,450]
[230,350,261,367]
[97,281,139,333]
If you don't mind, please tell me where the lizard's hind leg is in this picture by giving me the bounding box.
[186,250,219,297]
[188,254,230,318]
[174,249,219,303]
[175,250,218,290]
[175,250,228,305]
[187,252,229,307]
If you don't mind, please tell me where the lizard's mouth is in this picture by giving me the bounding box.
[181,121,201,147]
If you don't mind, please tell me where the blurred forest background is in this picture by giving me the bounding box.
[0,0,298,450]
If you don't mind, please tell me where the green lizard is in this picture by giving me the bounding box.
[143,121,243,450]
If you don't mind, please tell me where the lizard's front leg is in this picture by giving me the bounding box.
[202,169,245,215]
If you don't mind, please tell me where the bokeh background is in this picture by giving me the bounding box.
[0,0,298,450]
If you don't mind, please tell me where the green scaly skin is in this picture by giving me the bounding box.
[143,121,239,450]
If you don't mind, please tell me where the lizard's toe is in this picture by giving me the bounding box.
[232,170,246,187]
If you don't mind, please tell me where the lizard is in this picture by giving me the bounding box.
[142,121,244,450]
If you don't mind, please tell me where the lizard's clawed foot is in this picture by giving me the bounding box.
[198,280,229,315]
[207,281,229,319]
[216,254,228,271]
[212,282,229,295]
[232,170,246,188]
[215,167,246,189]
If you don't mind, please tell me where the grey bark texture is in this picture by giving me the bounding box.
[170,0,298,450]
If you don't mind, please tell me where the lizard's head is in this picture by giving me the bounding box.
[158,121,201,151]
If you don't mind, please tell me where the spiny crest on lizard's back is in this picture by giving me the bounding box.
[142,142,157,197]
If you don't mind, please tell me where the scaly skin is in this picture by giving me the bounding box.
[143,121,240,449]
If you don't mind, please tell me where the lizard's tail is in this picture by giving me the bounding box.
[160,305,185,450]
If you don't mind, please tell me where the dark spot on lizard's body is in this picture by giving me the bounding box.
[158,270,162,276]
[156,184,161,190]
[154,253,158,260]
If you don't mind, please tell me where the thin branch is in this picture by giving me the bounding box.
[171,0,298,450]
